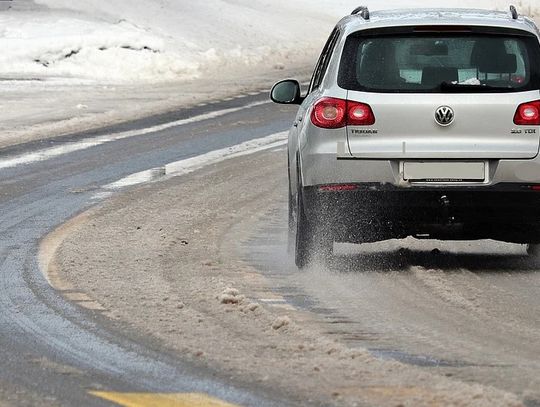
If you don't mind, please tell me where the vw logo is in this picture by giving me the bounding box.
[435,106,455,126]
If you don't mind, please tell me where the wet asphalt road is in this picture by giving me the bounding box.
[0,93,298,406]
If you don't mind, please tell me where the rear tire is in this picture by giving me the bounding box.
[295,198,311,268]
[287,182,295,255]
[294,187,333,269]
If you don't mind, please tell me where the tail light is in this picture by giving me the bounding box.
[311,97,375,129]
[514,100,540,125]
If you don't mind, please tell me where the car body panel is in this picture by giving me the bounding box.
[346,90,540,159]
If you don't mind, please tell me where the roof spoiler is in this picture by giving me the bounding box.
[351,6,370,21]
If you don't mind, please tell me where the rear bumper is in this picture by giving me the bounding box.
[300,154,540,188]
[302,185,540,244]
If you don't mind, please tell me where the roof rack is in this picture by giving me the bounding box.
[510,5,518,20]
[351,6,370,21]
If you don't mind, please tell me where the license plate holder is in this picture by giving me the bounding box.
[402,161,486,183]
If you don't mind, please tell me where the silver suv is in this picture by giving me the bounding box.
[271,6,540,268]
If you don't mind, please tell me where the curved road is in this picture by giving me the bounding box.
[0,93,296,406]
[2,88,540,406]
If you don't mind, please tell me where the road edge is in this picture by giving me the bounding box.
[39,209,106,311]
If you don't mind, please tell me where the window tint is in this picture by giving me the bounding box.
[339,30,540,93]
[309,28,341,93]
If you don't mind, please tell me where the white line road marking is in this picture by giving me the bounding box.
[0,101,269,171]
[102,131,288,192]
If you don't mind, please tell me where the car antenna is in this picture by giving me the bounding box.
[351,6,370,21]
[510,5,518,20]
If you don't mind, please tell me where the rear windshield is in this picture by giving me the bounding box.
[338,28,540,93]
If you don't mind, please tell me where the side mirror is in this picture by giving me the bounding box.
[270,80,303,105]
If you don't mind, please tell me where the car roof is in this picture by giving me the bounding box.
[337,8,540,37]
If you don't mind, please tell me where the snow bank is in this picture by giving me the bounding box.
[1,0,537,83]
[0,13,199,82]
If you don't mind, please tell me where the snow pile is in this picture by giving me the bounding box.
[0,0,537,83]
[0,13,199,82]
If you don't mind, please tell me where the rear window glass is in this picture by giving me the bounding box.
[338,29,540,93]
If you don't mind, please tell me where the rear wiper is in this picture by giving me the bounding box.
[440,82,512,93]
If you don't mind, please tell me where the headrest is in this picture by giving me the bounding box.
[478,54,517,73]
[471,39,518,73]
[358,42,400,85]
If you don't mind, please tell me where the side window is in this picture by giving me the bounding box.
[308,28,341,94]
